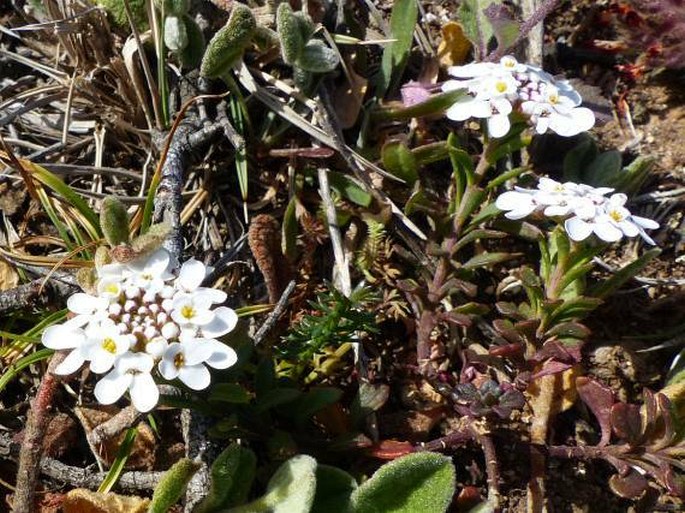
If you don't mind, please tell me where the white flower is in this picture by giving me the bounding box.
[522,85,595,137]
[443,58,596,138]
[158,341,215,390]
[126,248,174,293]
[94,352,159,412]
[171,294,215,326]
[565,193,660,244]
[497,180,659,245]
[41,245,238,413]
[83,323,132,374]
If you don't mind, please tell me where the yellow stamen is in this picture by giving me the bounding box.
[174,353,185,368]
[495,81,507,93]
[181,305,195,320]
[102,337,117,354]
[609,210,623,222]
[104,283,119,294]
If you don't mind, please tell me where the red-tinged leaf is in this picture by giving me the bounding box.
[662,464,685,497]
[489,343,524,358]
[367,440,415,460]
[650,393,676,450]
[608,469,648,499]
[530,361,573,380]
[576,376,614,446]
[642,389,658,440]
[611,403,643,445]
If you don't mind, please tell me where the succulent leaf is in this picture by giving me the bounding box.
[200,4,256,78]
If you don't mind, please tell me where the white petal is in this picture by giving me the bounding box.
[42,325,85,350]
[183,341,215,366]
[201,307,238,338]
[53,350,86,375]
[94,370,132,405]
[491,97,512,115]
[593,221,623,242]
[146,338,169,359]
[631,215,659,230]
[569,107,595,132]
[178,364,211,390]
[130,373,159,412]
[441,79,469,93]
[89,352,116,374]
[67,293,107,314]
[496,191,533,211]
[543,205,572,217]
[203,339,238,370]
[618,220,639,237]
[159,357,180,380]
[194,288,227,305]
[116,352,154,373]
[178,259,207,292]
[446,98,477,121]
[565,217,593,241]
[487,114,511,138]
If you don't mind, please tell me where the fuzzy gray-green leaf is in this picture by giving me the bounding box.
[351,452,456,513]
[297,40,340,73]
[100,196,130,247]
[195,443,257,513]
[149,458,201,513]
[277,3,305,64]
[165,15,189,51]
[178,15,205,68]
[201,4,256,78]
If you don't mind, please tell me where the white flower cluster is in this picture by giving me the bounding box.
[42,248,238,412]
[442,56,595,138]
[496,177,660,244]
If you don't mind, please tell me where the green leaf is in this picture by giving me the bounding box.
[98,428,138,494]
[164,15,189,51]
[462,252,517,270]
[178,15,206,69]
[350,382,391,427]
[195,443,257,512]
[589,248,661,299]
[351,452,456,513]
[373,89,467,121]
[484,3,518,52]
[277,3,305,64]
[100,196,130,247]
[209,383,252,404]
[227,455,318,513]
[382,141,419,184]
[563,136,597,182]
[297,40,340,73]
[458,0,494,54]
[282,195,299,263]
[327,171,372,207]
[311,465,357,513]
[0,349,53,394]
[376,0,418,96]
[149,458,201,513]
[254,387,302,413]
[583,150,622,186]
[284,387,343,425]
[200,4,256,78]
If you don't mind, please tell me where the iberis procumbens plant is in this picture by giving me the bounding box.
[496,177,660,245]
[442,56,595,138]
[42,246,238,412]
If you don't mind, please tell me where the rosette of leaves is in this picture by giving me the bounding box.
[445,379,525,419]
[276,3,340,88]
[576,378,685,500]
